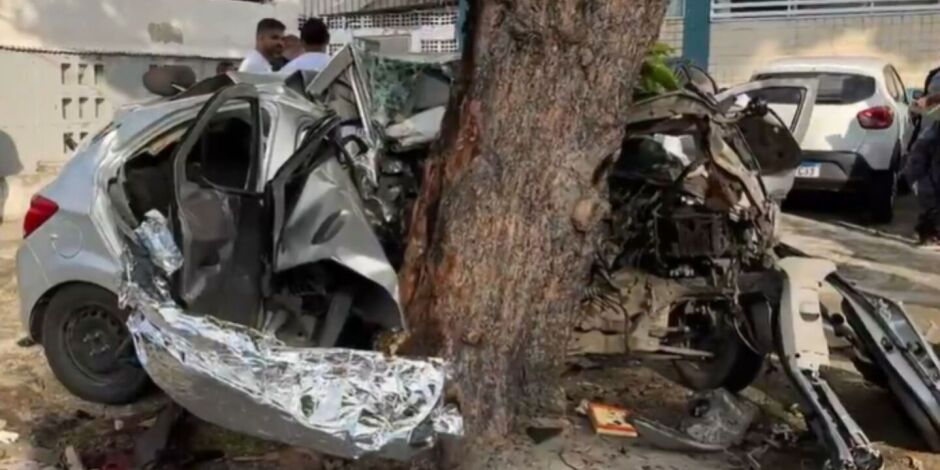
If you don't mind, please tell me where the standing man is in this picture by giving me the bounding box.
[239,18,286,73]
[279,18,331,76]
[283,34,304,61]
[271,35,302,71]
[908,83,940,247]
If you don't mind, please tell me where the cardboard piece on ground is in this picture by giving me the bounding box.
[587,403,638,438]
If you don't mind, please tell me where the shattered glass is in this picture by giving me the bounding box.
[352,41,456,128]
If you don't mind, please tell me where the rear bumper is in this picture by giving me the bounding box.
[791,150,874,192]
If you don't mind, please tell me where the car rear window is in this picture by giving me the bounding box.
[753,72,876,105]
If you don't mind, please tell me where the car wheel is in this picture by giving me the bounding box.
[41,284,150,404]
[869,169,897,224]
[672,305,765,393]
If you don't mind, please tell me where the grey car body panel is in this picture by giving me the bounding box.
[16,129,126,334]
[269,127,402,329]
[15,81,366,338]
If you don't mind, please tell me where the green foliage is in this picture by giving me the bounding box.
[634,42,681,101]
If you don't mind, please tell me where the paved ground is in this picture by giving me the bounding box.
[1,193,940,469]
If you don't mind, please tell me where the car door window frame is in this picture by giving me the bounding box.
[173,84,266,197]
[715,77,819,143]
[884,66,903,103]
[890,66,908,104]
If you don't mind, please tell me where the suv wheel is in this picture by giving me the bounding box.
[869,169,897,224]
[41,284,150,404]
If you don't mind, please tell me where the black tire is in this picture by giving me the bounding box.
[869,169,897,224]
[850,353,888,388]
[41,284,150,404]
[674,321,766,393]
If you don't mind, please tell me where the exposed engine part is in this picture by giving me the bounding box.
[655,207,734,260]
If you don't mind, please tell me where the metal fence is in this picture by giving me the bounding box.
[711,0,940,20]
[304,0,456,16]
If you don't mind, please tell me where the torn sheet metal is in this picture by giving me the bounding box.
[386,106,446,149]
[681,389,758,448]
[123,279,462,461]
[634,390,757,453]
[132,210,182,275]
[122,225,462,460]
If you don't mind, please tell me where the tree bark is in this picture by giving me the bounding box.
[400,0,668,440]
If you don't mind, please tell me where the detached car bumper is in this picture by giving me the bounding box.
[791,151,874,192]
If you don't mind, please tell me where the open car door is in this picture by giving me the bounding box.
[170,83,267,326]
[715,78,818,202]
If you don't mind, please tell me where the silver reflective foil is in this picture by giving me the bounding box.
[122,273,462,461]
[133,210,182,275]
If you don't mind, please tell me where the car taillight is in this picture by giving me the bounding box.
[857,106,894,129]
[23,195,58,238]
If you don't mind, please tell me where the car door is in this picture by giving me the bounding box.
[170,83,268,326]
[715,78,819,202]
[887,66,914,153]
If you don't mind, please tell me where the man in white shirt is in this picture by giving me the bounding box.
[238,18,286,74]
[279,17,331,76]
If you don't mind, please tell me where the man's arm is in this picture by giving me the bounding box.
[916,92,940,110]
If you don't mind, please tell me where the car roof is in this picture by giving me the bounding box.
[110,81,321,151]
[754,56,893,77]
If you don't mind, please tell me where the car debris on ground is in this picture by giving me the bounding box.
[586,402,639,438]
[574,69,940,470]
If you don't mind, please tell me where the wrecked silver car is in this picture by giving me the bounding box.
[17,44,461,460]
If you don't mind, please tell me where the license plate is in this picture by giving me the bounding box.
[795,163,821,178]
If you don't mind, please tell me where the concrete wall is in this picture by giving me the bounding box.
[326,9,458,54]
[0,0,303,57]
[325,14,684,55]
[0,49,233,221]
[709,13,940,87]
[0,0,306,222]
[660,18,685,53]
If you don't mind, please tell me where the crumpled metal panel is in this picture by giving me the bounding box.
[122,216,463,460]
[133,210,182,275]
[681,389,758,448]
[122,279,462,460]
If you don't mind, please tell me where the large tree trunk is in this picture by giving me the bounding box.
[400,0,668,440]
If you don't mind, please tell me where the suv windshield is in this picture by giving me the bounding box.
[754,72,875,105]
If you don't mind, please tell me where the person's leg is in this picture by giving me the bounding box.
[918,178,940,246]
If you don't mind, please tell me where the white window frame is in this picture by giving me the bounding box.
[711,0,940,21]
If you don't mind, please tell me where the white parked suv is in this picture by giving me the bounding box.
[751,57,914,223]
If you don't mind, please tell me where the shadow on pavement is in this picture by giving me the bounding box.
[784,191,919,240]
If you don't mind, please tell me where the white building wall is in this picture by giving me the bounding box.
[0,0,303,58]
[709,13,940,87]
[0,0,305,221]
[660,18,685,53]
[322,10,682,54]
